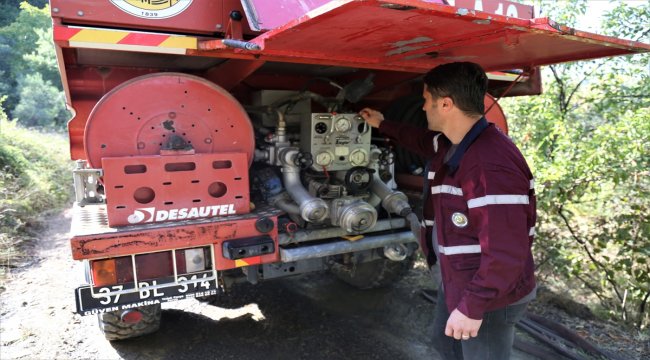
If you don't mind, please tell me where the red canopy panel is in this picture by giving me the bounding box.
[241,0,534,32]
[248,0,650,73]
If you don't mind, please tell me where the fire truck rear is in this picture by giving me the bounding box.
[49,0,649,340]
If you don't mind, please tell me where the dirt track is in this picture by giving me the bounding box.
[0,209,539,360]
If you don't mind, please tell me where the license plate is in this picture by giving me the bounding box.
[75,271,218,316]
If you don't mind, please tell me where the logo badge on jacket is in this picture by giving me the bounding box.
[451,212,468,228]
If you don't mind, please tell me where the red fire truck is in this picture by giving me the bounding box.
[50,0,649,340]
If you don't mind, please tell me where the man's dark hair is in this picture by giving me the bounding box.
[423,62,488,116]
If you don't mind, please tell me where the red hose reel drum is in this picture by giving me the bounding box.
[484,93,508,135]
[84,73,255,168]
[84,73,255,227]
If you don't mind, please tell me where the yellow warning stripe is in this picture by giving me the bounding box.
[64,27,197,51]
[234,259,249,267]
[159,36,197,49]
[69,29,127,43]
[234,256,264,268]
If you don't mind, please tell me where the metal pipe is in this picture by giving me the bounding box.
[367,193,381,208]
[281,148,329,222]
[274,109,288,144]
[280,231,416,262]
[271,197,300,215]
[222,39,261,51]
[278,218,407,245]
[369,172,412,216]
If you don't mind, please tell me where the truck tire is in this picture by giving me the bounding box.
[330,255,415,290]
[98,304,161,341]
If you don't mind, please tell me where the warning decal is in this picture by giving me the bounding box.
[110,0,193,19]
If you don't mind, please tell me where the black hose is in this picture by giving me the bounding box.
[517,319,589,360]
[514,338,574,360]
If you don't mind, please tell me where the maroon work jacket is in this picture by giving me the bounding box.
[379,118,536,320]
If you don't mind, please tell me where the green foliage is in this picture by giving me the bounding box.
[0,97,72,280]
[0,0,48,27]
[13,73,69,128]
[503,0,650,329]
[0,1,69,127]
[532,0,587,26]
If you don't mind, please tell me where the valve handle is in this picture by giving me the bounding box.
[294,152,313,169]
[379,149,395,166]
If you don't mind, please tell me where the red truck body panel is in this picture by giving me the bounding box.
[50,0,255,35]
[70,203,281,270]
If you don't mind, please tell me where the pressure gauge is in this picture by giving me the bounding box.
[315,151,333,166]
[349,149,368,166]
[334,117,352,132]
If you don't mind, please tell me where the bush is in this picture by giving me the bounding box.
[0,98,72,286]
[13,73,69,128]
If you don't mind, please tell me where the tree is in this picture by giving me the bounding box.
[0,0,48,27]
[0,1,66,123]
[13,73,69,128]
[502,1,650,328]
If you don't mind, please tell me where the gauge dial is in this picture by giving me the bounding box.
[349,149,368,166]
[315,151,333,166]
[334,117,352,132]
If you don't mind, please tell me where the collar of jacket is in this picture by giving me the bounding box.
[446,117,489,176]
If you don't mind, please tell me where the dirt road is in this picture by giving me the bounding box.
[0,210,537,360]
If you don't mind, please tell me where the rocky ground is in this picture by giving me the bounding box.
[0,209,647,360]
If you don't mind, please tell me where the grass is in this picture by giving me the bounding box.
[0,115,72,291]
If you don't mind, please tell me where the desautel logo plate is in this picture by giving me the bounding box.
[127,204,237,224]
[110,0,193,19]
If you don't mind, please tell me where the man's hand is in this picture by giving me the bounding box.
[445,309,482,340]
[359,108,384,128]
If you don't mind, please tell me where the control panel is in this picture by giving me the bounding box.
[300,113,372,172]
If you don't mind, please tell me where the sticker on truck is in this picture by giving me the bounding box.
[75,270,217,316]
[110,0,193,19]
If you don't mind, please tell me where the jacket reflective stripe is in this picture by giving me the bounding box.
[421,219,435,227]
[439,244,481,255]
[529,227,535,236]
[433,133,442,153]
[530,179,535,190]
[428,171,436,180]
[431,185,463,196]
[467,194,529,208]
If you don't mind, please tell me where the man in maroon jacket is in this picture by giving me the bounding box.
[360,62,536,360]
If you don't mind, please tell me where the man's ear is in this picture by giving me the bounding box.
[440,96,454,112]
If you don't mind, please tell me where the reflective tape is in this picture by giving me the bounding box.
[433,133,442,153]
[529,227,535,236]
[530,179,535,190]
[467,195,529,208]
[431,185,463,196]
[424,219,435,226]
[428,171,436,180]
[438,244,481,255]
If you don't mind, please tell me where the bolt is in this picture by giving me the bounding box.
[77,10,84,16]
[52,7,59,13]
[204,138,212,144]
[230,10,243,21]
[216,24,223,29]
[168,112,176,119]
[137,142,145,150]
